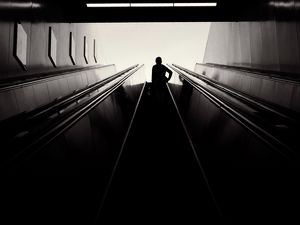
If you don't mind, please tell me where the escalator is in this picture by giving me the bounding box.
[0,64,146,225]
[97,65,300,225]
[1,61,299,225]
[167,64,300,225]
[97,83,221,224]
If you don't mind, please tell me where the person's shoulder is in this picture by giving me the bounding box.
[161,64,169,70]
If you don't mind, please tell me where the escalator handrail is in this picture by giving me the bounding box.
[2,64,144,167]
[0,65,139,138]
[166,83,223,219]
[168,64,297,160]
[24,65,138,121]
[0,64,115,92]
[173,64,300,125]
[196,62,300,83]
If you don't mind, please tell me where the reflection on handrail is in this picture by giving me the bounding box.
[168,64,298,160]
[0,64,115,92]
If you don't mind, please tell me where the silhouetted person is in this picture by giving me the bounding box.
[151,57,172,105]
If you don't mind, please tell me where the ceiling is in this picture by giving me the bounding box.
[0,0,298,22]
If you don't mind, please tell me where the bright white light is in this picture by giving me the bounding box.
[86,2,218,8]
[131,3,174,7]
[174,3,217,7]
[86,3,130,7]
[93,22,211,81]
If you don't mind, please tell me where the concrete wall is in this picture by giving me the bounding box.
[201,1,300,112]
[0,20,119,121]
[0,22,107,79]
[203,1,300,75]
[200,19,300,112]
[0,4,122,121]
[204,21,300,74]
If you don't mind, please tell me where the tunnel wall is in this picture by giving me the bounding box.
[201,7,300,112]
[203,16,300,74]
[0,19,120,121]
[0,22,108,79]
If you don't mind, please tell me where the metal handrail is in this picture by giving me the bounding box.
[25,65,138,121]
[168,64,297,160]
[173,64,300,124]
[196,62,300,83]
[0,64,115,92]
[1,64,144,167]
[0,65,139,140]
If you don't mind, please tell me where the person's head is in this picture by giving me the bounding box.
[155,57,162,65]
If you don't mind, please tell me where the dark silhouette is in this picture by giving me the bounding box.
[151,57,173,105]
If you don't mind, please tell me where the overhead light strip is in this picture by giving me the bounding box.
[86,3,217,8]
[174,3,217,7]
[131,3,174,7]
[86,3,130,7]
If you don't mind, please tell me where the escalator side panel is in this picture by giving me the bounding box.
[168,74,299,225]
[1,70,146,225]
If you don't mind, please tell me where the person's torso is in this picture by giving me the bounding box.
[152,64,168,84]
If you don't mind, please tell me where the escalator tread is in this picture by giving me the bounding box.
[98,85,220,224]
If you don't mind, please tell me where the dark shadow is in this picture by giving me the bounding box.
[114,85,135,125]
[179,79,193,118]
